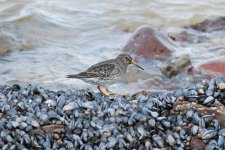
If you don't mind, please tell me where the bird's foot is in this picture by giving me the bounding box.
[97,86,107,96]
[106,88,129,96]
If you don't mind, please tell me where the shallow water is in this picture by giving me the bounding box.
[0,0,225,94]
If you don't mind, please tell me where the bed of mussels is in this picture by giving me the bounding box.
[0,78,225,150]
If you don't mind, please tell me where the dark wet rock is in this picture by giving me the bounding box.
[123,26,173,60]
[12,84,21,91]
[190,16,225,32]
[159,54,192,77]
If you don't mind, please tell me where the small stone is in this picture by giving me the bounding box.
[11,121,20,128]
[45,99,57,107]
[6,135,13,143]
[0,113,3,118]
[166,135,176,146]
[12,84,20,91]
[56,121,62,125]
[53,134,60,140]
[197,89,204,94]
[218,83,225,90]
[16,117,22,123]
[31,120,40,128]
[6,123,13,129]
[57,140,63,145]
[0,141,4,147]
[160,54,191,77]
[20,122,28,128]
[63,102,78,111]
[25,126,33,132]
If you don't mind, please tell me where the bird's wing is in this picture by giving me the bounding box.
[67,59,118,79]
[70,61,116,79]
[85,62,116,78]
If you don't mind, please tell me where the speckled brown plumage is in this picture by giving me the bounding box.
[67,53,144,96]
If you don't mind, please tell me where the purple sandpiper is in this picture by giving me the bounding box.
[67,53,144,96]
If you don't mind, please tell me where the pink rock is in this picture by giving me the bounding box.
[123,26,173,60]
[192,59,225,77]
[168,31,190,42]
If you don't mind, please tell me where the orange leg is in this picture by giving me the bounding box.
[97,85,107,96]
[106,87,118,95]
[106,87,128,96]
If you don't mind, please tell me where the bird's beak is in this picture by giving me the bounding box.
[131,60,144,70]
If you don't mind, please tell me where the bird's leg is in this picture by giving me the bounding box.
[105,87,119,95]
[106,87,129,96]
[97,85,107,96]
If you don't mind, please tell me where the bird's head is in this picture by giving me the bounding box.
[116,53,144,70]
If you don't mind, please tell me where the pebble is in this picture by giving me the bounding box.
[218,82,225,90]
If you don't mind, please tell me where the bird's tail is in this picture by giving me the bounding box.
[66,74,79,78]
[67,72,90,78]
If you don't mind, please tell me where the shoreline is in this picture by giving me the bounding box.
[0,77,225,149]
